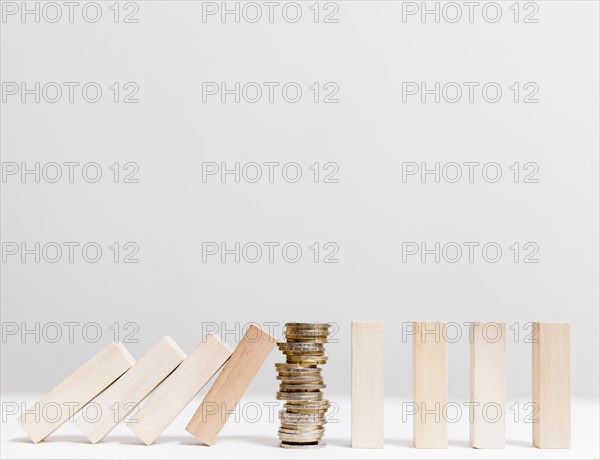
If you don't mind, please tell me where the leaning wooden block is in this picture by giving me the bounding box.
[186,324,276,445]
[413,321,447,449]
[127,334,233,445]
[532,322,570,448]
[18,342,135,443]
[351,321,384,448]
[470,322,506,448]
[75,336,186,443]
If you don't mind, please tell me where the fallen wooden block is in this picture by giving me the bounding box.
[532,322,570,448]
[127,334,233,445]
[17,342,135,443]
[351,321,384,448]
[469,322,506,448]
[413,321,447,449]
[75,336,186,443]
[186,324,276,445]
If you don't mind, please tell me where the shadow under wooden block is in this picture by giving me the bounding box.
[413,321,447,449]
[127,334,233,445]
[18,342,135,443]
[351,321,384,449]
[185,324,277,446]
[470,322,506,448]
[75,336,186,444]
[532,322,570,449]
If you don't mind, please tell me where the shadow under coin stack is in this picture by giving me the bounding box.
[275,323,331,449]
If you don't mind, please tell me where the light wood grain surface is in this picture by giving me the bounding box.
[532,322,570,448]
[351,321,384,448]
[127,334,232,445]
[413,321,448,449]
[185,324,276,446]
[18,342,135,443]
[469,322,506,448]
[75,336,186,444]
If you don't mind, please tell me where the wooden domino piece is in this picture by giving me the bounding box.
[18,342,135,443]
[351,321,384,448]
[469,322,506,448]
[75,336,186,443]
[185,324,276,445]
[413,321,448,449]
[127,334,233,445]
[532,322,570,448]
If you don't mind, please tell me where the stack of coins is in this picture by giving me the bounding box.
[275,323,331,449]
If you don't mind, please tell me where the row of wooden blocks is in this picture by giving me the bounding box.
[18,321,570,450]
[19,325,277,445]
[352,321,570,449]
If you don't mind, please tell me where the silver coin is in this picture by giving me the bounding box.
[280,441,326,449]
[275,364,322,372]
[278,427,324,435]
[279,410,326,420]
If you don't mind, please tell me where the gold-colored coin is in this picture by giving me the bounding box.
[284,323,331,329]
[285,358,328,365]
[279,383,326,391]
[276,391,323,401]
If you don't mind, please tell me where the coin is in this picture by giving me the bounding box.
[278,427,324,435]
[279,418,326,425]
[275,363,321,371]
[279,383,326,391]
[284,322,331,329]
[277,342,325,348]
[276,391,323,401]
[277,369,322,376]
[284,403,330,414]
[280,423,325,431]
[285,338,329,344]
[279,410,325,420]
[280,441,326,449]
[277,377,324,385]
[278,379,324,386]
[276,323,332,449]
[285,358,328,365]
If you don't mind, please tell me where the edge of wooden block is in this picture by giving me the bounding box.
[17,342,135,443]
[111,341,137,366]
[184,324,277,445]
[205,332,234,354]
[162,335,188,360]
[127,334,232,445]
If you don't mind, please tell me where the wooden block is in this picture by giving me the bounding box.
[469,322,506,448]
[186,324,276,445]
[17,342,135,443]
[413,321,447,449]
[351,321,384,448]
[75,336,186,443]
[532,322,570,448]
[127,334,233,445]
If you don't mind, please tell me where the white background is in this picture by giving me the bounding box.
[1,0,599,457]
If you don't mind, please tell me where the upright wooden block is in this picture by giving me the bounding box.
[75,336,186,443]
[469,322,506,448]
[18,342,135,443]
[127,334,233,445]
[413,321,447,449]
[186,324,276,445]
[351,321,384,448]
[532,322,570,448]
